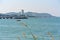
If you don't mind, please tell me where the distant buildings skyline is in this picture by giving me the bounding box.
[0,0,60,16]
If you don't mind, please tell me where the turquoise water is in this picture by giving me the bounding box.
[0,18,60,40]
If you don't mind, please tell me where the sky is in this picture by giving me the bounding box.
[0,0,60,16]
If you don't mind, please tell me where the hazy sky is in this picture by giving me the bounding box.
[0,0,60,16]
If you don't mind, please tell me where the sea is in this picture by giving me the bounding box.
[0,17,60,40]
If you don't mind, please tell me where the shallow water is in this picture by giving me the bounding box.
[0,18,60,40]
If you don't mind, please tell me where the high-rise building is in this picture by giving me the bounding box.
[21,9,24,15]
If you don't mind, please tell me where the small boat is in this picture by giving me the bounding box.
[16,20,21,21]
